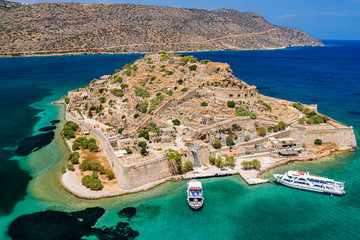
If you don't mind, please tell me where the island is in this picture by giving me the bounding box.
[59,52,357,198]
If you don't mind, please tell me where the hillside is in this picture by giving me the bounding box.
[0,0,323,56]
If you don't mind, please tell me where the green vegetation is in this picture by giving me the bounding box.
[111,76,123,84]
[72,137,99,152]
[292,102,329,125]
[199,59,211,64]
[232,124,242,131]
[235,106,257,119]
[118,128,125,134]
[135,88,150,98]
[134,113,139,118]
[181,161,194,173]
[181,88,188,92]
[225,156,236,167]
[98,96,106,103]
[136,101,149,113]
[61,166,66,173]
[68,152,80,164]
[105,122,111,127]
[67,164,75,171]
[81,175,103,191]
[165,149,182,173]
[140,148,149,156]
[244,135,250,142]
[149,94,164,112]
[314,139,323,145]
[138,130,149,140]
[166,91,173,96]
[177,79,184,85]
[258,126,267,137]
[226,135,235,146]
[62,121,79,139]
[261,102,272,111]
[123,147,133,154]
[201,101,208,107]
[106,170,115,180]
[79,159,105,174]
[212,140,222,149]
[241,159,261,170]
[180,56,197,64]
[138,141,147,149]
[189,65,197,71]
[172,119,181,125]
[64,97,70,104]
[111,88,124,97]
[99,88,105,94]
[227,101,236,108]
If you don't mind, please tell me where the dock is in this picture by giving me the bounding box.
[237,168,269,185]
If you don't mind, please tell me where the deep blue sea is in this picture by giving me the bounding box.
[0,40,359,240]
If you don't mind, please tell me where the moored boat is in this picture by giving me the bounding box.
[273,170,345,196]
[187,179,204,209]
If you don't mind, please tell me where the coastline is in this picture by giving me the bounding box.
[0,46,298,58]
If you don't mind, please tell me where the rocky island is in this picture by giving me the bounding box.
[60,52,356,198]
[0,0,323,57]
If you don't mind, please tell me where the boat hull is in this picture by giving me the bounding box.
[274,175,345,196]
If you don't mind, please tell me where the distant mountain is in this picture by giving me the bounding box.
[0,0,323,56]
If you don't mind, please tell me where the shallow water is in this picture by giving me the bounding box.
[0,41,359,239]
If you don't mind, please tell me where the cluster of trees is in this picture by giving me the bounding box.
[241,159,261,170]
[111,88,124,97]
[88,105,103,118]
[72,137,99,152]
[98,96,106,103]
[180,56,197,64]
[135,88,150,99]
[181,161,194,173]
[212,140,222,149]
[81,174,103,191]
[293,102,329,125]
[258,126,267,137]
[209,154,235,168]
[111,76,123,84]
[235,106,257,119]
[232,124,242,131]
[226,135,235,146]
[201,101,208,107]
[189,65,197,71]
[62,121,79,139]
[64,97,70,104]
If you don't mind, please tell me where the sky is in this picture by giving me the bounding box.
[10,0,360,40]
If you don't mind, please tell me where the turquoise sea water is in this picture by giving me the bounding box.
[0,40,359,239]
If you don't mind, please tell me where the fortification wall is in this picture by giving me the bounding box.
[123,156,172,188]
[211,86,257,100]
[289,125,357,148]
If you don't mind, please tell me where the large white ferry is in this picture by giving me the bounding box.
[273,170,345,196]
[187,179,204,209]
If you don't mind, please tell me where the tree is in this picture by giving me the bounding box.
[72,141,81,151]
[106,170,115,180]
[212,140,222,149]
[88,142,99,152]
[91,172,99,179]
[232,124,241,131]
[227,101,236,108]
[181,161,194,173]
[189,65,197,71]
[298,117,306,125]
[99,96,106,103]
[140,148,148,156]
[64,97,70,104]
[138,141,147,149]
[258,127,267,137]
[61,166,66,173]
[278,121,287,130]
[79,159,91,172]
[123,147,133,154]
[252,159,261,169]
[201,102,208,107]
[172,119,181,125]
[214,156,224,168]
[138,130,149,140]
[244,135,250,142]
[68,152,79,164]
[81,175,92,186]
[118,128,125,134]
[226,135,235,146]
[314,139,322,145]
[88,179,103,190]
[225,156,235,167]
[134,113,139,118]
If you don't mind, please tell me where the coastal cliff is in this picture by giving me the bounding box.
[0,0,323,56]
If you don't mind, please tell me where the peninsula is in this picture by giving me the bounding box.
[59,52,356,198]
[0,0,323,57]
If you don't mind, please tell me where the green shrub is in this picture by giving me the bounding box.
[232,124,242,131]
[62,121,79,139]
[138,141,147,149]
[261,102,272,111]
[177,79,183,85]
[118,128,125,134]
[90,162,102,172]
[136,101,149,113]
[201,101,208,107]
[298,117,306,124]
[226,135,235,146]
[200,59,211,64]
[61,166,66,173]
[140,148,149,156]
[64,97,70,104]
[149,94,164,112]
[212,140,222,149]
[138,130,149,140]
[258,127,267,137]
[88,179,103,190]
[134,113,139,118]
[67,164,75,171]
[79,159,91,171]
[227,101,236,108]
[225,156,235,167]
[68,152,80,164]
[181,88,188,92]
[314,139,322,145]
[81,175,92,186]
[181,161,194,173]
[123,148,133,154]
[172,119,181,125]
[98,96,106,103]
[106,170,115,180]
[244,135,250,142]
[235,106,257,119]
[91,171,98,179]
[135,88,150,98]
[278,121,287,130]
[189,65,197,71]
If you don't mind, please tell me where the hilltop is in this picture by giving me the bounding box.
[0,1,323,56]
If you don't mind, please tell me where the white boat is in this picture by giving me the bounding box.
[187,179,204,209]
[273,170,345,196]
